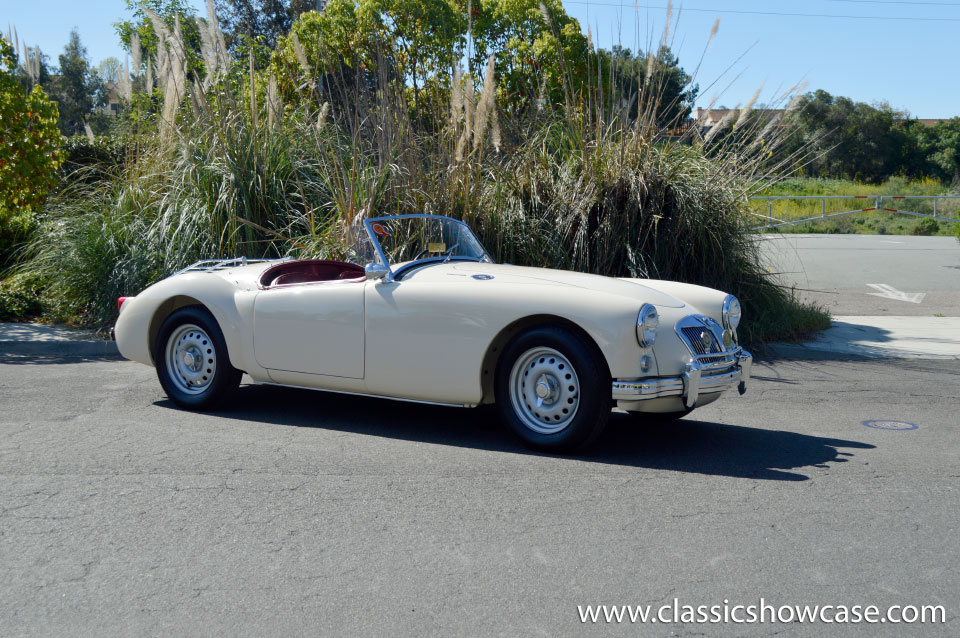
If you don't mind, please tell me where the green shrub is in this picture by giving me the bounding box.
[0,207,38,270]
[0,277,42,321]
[911,218,940,235]
[58,135,126,183]
[26,181,162,327]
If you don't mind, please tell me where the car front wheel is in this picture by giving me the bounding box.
[155,306,241,410]
[496,326,610,452]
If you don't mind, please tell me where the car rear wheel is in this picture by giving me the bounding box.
[496,326,610,452]
[155,306,241,410]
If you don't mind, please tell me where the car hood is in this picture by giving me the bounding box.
[411,262,686,308]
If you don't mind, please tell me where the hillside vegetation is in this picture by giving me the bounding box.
[751,178,959,235]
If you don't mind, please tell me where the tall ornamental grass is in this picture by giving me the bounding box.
[20,3,828,345]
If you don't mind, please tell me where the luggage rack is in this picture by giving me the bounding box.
[172,256,294,277]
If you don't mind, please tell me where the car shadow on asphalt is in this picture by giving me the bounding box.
[158,383,874,482]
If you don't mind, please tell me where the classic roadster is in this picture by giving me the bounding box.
[114,214,751,451]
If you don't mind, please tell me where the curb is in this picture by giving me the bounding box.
[0,340,120,357]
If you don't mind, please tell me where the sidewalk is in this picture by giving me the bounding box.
[767,316,960,360]
[0,323,120,356]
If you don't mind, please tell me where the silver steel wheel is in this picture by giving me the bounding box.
[508,346,581,434]
[165,323,218,395]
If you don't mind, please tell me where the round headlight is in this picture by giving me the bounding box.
[722,295,742,331]
[636,304,659,347]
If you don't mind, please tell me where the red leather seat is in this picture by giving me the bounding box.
[272,272,318,286]
[260,259,366,288]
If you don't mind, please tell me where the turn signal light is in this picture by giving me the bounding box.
[118,296,129,311]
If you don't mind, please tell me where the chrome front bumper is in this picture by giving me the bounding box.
[612,349,752,408]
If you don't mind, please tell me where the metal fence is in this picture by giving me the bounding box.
[749,195,960,230]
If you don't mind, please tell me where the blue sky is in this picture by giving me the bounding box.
[3,0,958,117]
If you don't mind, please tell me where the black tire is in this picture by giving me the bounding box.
[627,409,693,425]
[495,326,610,452]
[155,305,242,410]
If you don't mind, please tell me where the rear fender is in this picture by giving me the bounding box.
[116,273,264,378]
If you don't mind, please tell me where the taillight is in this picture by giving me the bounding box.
[118,297,130,311]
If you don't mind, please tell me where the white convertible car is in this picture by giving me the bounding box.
[114,214,751,451]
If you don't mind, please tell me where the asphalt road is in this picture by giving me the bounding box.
[757,234,960,316]
[2,354,958,637]
[3,233,958,636]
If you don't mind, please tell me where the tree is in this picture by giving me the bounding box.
[16,45,53,94]
[52,29,105,135]
[215,0,315,51]
[116,0,203,78]
[274,0,462,116]
[471,0,588,113]
[909,118,960,183]
[97,57,122,85]
[784,90,912,183]
[0,37,63,218]
[599,44,697,127]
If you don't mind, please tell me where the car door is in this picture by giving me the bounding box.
[253,281,365,378]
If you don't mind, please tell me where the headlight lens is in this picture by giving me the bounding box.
[722,295,742,330]
[636,304,659,347]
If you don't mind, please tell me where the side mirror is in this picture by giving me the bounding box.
[364,262,390,281]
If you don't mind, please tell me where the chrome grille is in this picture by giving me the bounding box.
[675,314,737,371]
[680,326,724,355]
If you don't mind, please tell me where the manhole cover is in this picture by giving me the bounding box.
[863,420,918,431]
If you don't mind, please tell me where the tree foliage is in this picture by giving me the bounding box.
[908,118,960,183]
[52,29,105,135]
[471,0,588,112]
[215,0,314,51]
[273,0,463,119]
[0,37,64,214]
[780,89,960,184]
[116,0,204,76]
[599,45,697,128]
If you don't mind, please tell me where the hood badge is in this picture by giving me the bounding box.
[700,331,714,350]
[472,274,494,280]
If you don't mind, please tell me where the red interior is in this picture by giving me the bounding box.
[259,259,365,288]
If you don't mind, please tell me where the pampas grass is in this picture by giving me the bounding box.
[141,5,189,137]
[472,55,498,150]
[248,48,258,131]
[267,73,280,128]
[19,2,827,344]
[130,33,142,71]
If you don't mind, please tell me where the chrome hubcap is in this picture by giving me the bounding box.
[165,324,217,395]
[508,347,580,434]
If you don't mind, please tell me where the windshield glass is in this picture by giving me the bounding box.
[362,215,491,274]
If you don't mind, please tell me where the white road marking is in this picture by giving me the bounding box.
[866,283,926,304]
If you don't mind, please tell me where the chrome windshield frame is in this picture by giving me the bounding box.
[362,214,493,281]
